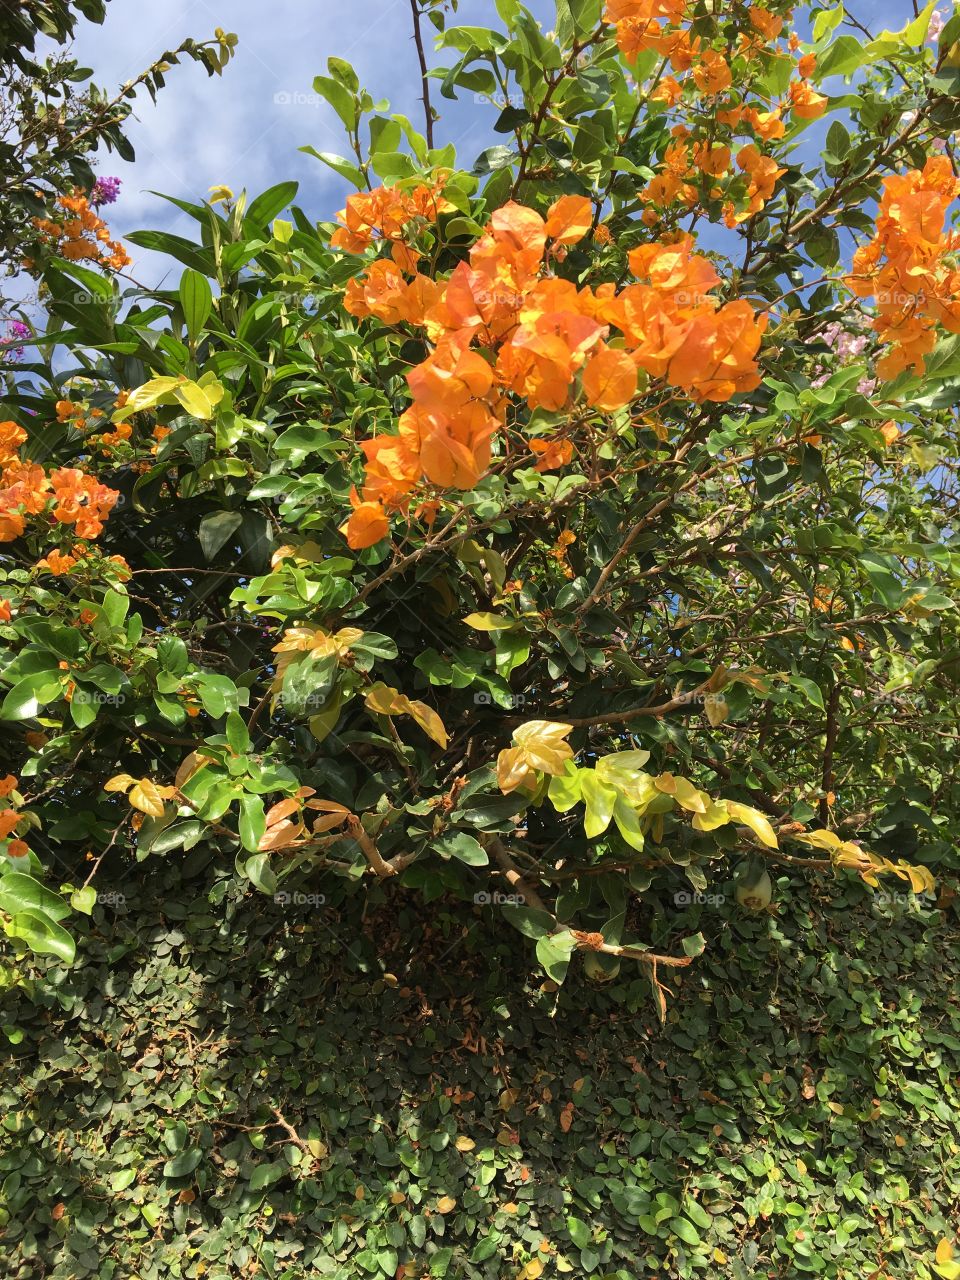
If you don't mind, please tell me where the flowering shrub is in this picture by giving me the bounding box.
[0,0,957,996]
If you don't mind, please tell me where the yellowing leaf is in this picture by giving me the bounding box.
[692,801,731,833]
[672,776,709,815]
[498,721,573,794]
[364,682,448,748]
[726,801,778,849]
[120,376,180,417]
[406,698,449,748]
[104,773,136,793]
[455,1136,475,1152]
[118,374,225,423]
[128,778,175,818]
[704,692,729,727]
[436,1196,457,1214]
[595,750,651,789]
[936,1240,955,1266]
[512,721,574,774]
[463,612,515,631]
[579,769,618,838]
[794,828,841,851]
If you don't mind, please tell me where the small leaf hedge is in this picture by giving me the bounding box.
[1,856,958,1279]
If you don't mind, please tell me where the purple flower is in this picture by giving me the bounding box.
[1,320,29,360]
[928,9,945,40]
[91,176,121,206]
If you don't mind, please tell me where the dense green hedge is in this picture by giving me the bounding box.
[2,858,958,1278]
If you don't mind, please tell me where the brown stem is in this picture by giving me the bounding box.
[819,683,841,826]
[348,815,397,877]
[408,0,435,149]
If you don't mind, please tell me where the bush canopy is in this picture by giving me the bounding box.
[0,0,958,1014]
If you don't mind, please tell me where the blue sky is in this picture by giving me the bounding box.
[71,0,551,278]
[68,0,919,288]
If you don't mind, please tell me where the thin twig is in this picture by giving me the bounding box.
[408,0,435,149]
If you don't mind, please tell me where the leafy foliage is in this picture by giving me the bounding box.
[0,0,236,293]
[0,857,958,1278]
[0,0,959,1011]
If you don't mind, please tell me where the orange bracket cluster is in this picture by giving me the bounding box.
[32,191,130,272]
[605,1,825,225]
[848,156,960,379]
[0,420,119,543]
[335,189,766,549]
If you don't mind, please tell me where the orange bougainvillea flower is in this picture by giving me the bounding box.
[668,302,768,402]
[49,468,119,538]
[529,438,575,472]
[748,5,783,39]
[0,809,21,839]
[544,195,594,247]
[0,600,10,622]
[36,550,78,576]
[651,75,683,105]
[582,343,638,410]
[0,420,26,467]
[0,775,17,797]
[849,156,960,377]
[6,839,29,858]
[338,185,766,548]
[331,179,453,254]
[341,490,390,550]
[789,79,827,120]
[692,49,732,95]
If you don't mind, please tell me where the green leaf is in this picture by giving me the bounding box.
[433,832,488,865]
[0,871,71,921]
[242,853,276,895]
[226,711,252,755]
[300,147,365,189]
[566,1215,591,1248]
[312,75,357,130]
[163,1148,202,1178]
[671,1217,701,1247]
[1,672,61,720]
[681,932,707,958]
[536,930,576,984]
[248,1161,286,1192]
[5,910,75,964]
[239,794,266,854]
[246,181,299,229]
[70,886,97,915]
[198,509,244,560]
[179,269,213,342]
[501,904,555,939]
